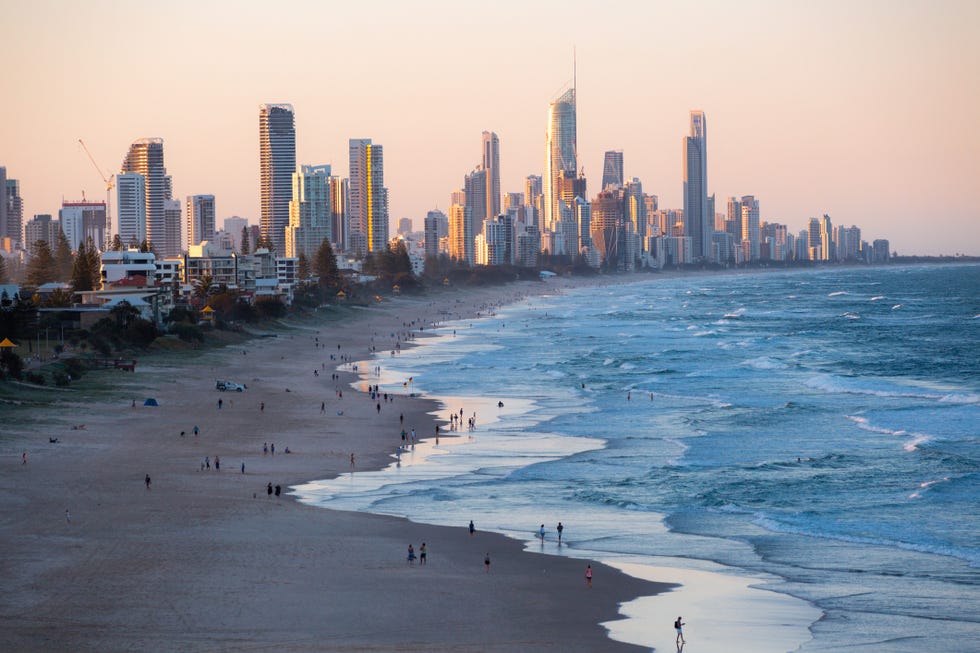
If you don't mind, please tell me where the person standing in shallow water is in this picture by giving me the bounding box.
[469,520,475,536]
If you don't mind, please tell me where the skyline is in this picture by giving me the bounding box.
[2,1,979,256]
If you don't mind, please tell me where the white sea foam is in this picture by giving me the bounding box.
[870,295,886,301]
[828,291,848,296]
[808,375,980,404]
[742,356,789,370]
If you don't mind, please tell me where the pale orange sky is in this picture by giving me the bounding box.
[2,0,978,255]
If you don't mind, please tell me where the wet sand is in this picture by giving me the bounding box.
[0,279,673,652]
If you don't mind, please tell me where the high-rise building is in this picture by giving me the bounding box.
[544,85,577,233]
[329,175,349,250]
[397,217,413,235]
[464,167,488,227]
[116,172,147,246]
[682,110,710,260]
[740,195,760,261]
[259,104,296,254]
[224,216,248,252]
[625,178,646,242]
[482,132,500,219]
[121,138,172,253]
[285,164,332,260]
[0,167,6,244]
[349,139,388,253]
[448,201,473,265]
[424,209,447,258]
[59,200,106,251]
[726,196,742,242]
[524,175,542,230]
[164,199,182,256]
[3,171,24,246]
[186,195,216,249]
[24,214,59,255]
[601,150,624,190]
[591,188,624,269]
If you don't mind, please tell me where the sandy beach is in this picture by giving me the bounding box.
[0,278,675,652]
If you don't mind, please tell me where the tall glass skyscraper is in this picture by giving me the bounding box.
[349,138,388,253]
[482,131,500,219]
[544,86,577,233]
[121,138,171,252]
[683,110,710,260]
[601,150,624,190]
[259,104,296,255]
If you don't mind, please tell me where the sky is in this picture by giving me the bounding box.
[2,0,978,255]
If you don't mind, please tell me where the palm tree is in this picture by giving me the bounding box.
[193,274,215,302]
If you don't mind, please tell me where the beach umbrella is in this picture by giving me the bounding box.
[143,398,159,406]
[0,337,17,349]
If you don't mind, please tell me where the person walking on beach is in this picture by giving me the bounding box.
[469,520,475,536]
[585,564,593,588]
[22,451,26,465]
[274,484,281,497]
[65,509,71,523]
[145,474,151,489]
[675,616,686,645]
[267,482,273,497]
[193,425,199,436]
[484,552,491,573]
[407,544,416,564]
[218,398,223,409]
[539,524,546,540]
[557,522,564,543]
[419,542,427,565]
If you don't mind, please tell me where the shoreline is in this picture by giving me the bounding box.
[298,291,824,652]
[0,276,672,652]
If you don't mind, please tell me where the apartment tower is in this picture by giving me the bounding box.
[259,104,296,254]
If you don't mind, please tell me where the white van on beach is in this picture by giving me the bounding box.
[215,380,246,392]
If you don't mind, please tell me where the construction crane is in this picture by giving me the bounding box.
[78,139,115,249]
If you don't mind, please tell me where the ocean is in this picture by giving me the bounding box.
[295,264,980,652]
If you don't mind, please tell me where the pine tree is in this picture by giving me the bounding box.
[71,237,102,292]
[297,252,310,279]
[55,230,74,281]
[26,241,57,287]
[240,226,250,255]
[85,237,103,289]
[314,240,340,290]
[111,234,124,251]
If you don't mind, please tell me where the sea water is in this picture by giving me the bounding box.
[295,264,980,652]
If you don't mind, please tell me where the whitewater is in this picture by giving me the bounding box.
[296,264,979,652]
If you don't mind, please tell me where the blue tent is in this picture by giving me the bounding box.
[143,398,158,406]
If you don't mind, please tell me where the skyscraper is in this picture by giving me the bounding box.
[349,139,389,253]
[329,175,349,250]
[120,138,171,251]
[4,175,24,247]
[259,104,296,254]
[740,195,760,261]
[464,167,488,228]
[116,172,146,246]
[544,85,577,233]
[423,209,446,258]
[601,150,624,190]
[164,199,182,257]
[187,195,216,249]
[524,175,543,230]
[59,200,106,251]
[448,201,473,265]
[285,165,332,260]
[482,131,500,219]
[0,167,6,244]
[682,110,710,260]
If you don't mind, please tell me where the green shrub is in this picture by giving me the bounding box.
[170,322,204,343]
[53,370,70,386]
[25,371,45,385]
